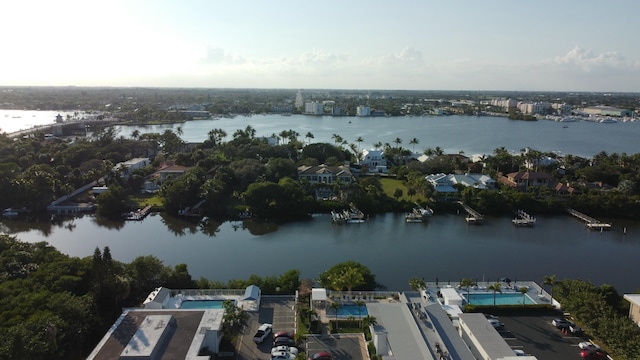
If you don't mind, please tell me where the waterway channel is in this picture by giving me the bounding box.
[2,212,639,293]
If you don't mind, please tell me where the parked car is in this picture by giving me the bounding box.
[309,351,332,360]
[273,336,296,347]
[579,342,601,351]
[552,318,573,328]
[273,331,294,340]
[580,349,606,359]
[513,349,526,356]
[271,345,298,357]
[253,323,272,344]
[272,351,296,360]
[488,319,504,329]
[569,325,584,334]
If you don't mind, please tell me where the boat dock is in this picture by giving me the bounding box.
[459,202,484,224]
[567,208,612,230]
[123,205,153,221]
[512,210,536,227]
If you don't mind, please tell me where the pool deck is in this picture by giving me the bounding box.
[318,281,553,323]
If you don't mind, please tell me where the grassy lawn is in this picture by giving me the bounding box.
[128,193,164,208]
[379,177,425,202]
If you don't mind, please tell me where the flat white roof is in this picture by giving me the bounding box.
[459,313,515,359]
[624,294,640,306]
[121,314,174,359]
[312,288,327,301]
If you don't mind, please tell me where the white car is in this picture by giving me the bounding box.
[253,323,273,343]
[579,341,601,351]
[513,349,526,356]
[488,318,504,329]
[271,345,299,357]
[271,351,296,360]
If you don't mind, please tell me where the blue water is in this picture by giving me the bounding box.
[329,304,369,318]
[180,300,226,309]
[465,292,535,305]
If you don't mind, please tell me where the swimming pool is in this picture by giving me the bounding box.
[180,300,228,309]
[328,304,369,318]
[464,292,535,305]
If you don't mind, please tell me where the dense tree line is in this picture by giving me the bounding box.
[552,278,640,359]
[0,235,196,359]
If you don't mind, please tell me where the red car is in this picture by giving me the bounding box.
[309,351,332,360]
[580,349,606,360]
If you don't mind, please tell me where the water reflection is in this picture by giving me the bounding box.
[241,219,278,235]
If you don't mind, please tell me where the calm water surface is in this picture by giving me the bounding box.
[3,111,640,292]
[3,213,639,293]
[116,114,640,158]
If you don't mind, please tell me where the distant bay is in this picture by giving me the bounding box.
[115,114,640,158]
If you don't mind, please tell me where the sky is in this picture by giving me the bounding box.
[1,0,639,92]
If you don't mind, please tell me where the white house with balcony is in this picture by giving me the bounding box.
[297,164,355,184]
[360,149,388,173]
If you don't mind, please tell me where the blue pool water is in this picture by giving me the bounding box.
[464,292,535,305]
[180,300,227,309]
[329,304,369,318]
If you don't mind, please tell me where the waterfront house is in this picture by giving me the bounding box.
[113,158,150,179]
[360,149,388,173]
[499,171,552,191]
[623,294,640,327]
[297,164,355,184]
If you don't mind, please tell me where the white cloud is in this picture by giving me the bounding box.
[364,46,424,66]
[541,46,640,73]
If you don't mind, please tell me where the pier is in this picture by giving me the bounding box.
[459,202,484,224]
[567,209,611,230]
[123,205,153,221]
[512,210,536,227]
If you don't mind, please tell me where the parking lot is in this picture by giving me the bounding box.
[236,296,366,360]
[497,314,593,359]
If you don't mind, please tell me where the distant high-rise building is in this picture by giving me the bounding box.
[304,101,323,115]
[356,105,371,117]
[295,90,304,109]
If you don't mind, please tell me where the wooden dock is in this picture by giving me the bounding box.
[567,209,611,230]
[459,202,484,224]
[123,205,153,221]
[512,210,536,227]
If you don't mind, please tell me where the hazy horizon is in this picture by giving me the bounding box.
[3,1,640,92]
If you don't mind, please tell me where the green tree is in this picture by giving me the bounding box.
[460,278,476,305]
[329,301,342,332]
[519,286,529,306]
[221,299,248,339]
[96,184,127,219]
[318,261,377,291]
[409,277,426,292]
[487,282,502,306]
[543,274,558,301]
[393,188,403,200]
[409,137,419,152]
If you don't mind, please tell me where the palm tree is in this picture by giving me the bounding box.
[362,315,377,330]
[393,137,403,149]
[354,299,366,327]
[409,277,426,292]
[305,131,314,144]
[328,302,342,331]
[373,141,382,150]
[355,136,364,154]
[460,278,477,304]
[543,274,557,301]
[519,286,529,306]
[423,147,434,157]
[434,146,444,156]
[409,137,419,152]
[331,133,343,147]
[487,282,502,306]
[130,129,140,140]
[341,267,365,298]
[175,126,183,136]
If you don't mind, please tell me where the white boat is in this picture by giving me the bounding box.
[413,202,434,218]
[405,211,423,223]
[600,117,618,123]
[2,208,19,217]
